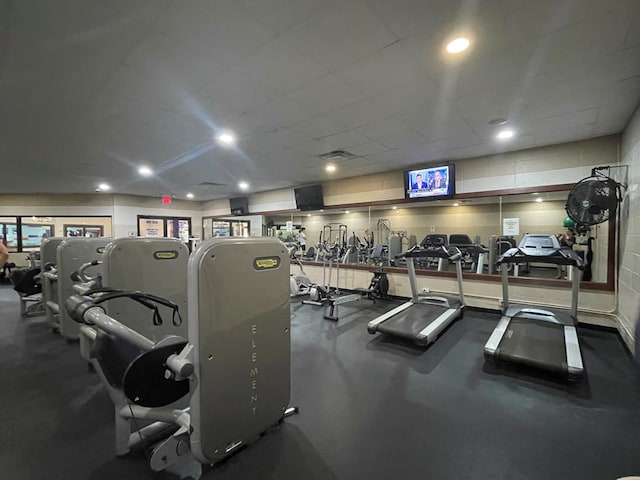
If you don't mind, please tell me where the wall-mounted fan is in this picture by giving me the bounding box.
[565,166,626,228]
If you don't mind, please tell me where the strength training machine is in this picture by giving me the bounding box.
[66,237,298,478]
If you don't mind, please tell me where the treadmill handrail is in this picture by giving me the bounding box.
[497,247,585,268]
[511,308,564,325]
[396,245,462,261]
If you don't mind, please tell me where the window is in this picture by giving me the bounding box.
[0,216,111,252]
[137,216,192,242]
[202,218,251,239]
[64,225,104,237]
[0,219,19,252]
[22,223,54,249]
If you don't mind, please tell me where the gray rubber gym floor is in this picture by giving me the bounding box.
[1,284,639,480]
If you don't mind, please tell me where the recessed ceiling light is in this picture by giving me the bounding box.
[307,214,311,217]
[496,129,515,140]
[392,206,397,210]
[325,164,337,173]
[446,37,470,54]
[535,197,543,203]
[98,183,111,191]
[319,209,324,212]
[186,193,195,199]
[453,202,460,207]
[345,210,350,214]
[138,166,153,177]
[216,131,236,146]
[238,181,249,190]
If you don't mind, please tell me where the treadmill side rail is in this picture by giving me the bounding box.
[416,308,459,345]
[484,316,510,356]
[563,326,584,378]
[367,302,413,332]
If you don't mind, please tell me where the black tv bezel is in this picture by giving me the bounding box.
[404,163,456,201]
[294,184,324,211]
[229,196,249,216]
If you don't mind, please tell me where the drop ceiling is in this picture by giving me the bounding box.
[1,0,639,200]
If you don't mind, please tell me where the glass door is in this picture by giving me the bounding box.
[231,221,250,237]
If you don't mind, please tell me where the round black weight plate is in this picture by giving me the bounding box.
[123,341,190,408]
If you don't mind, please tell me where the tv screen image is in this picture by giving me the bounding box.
[405,164,455,200]
[294,184,324,211]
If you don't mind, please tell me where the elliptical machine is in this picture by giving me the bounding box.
[302,242,340,306]
[288,245,312,297]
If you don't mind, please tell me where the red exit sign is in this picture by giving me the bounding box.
[161,195,172,204]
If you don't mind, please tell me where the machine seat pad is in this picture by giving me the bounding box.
[12,268,42,296]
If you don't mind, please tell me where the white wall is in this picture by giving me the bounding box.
[323,136,618,206]
[617,105,640,354]
[0,194,203,263]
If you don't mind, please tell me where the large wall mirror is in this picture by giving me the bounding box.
[265,186,614,291]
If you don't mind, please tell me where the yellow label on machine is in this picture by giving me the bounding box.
[253,256,281,270]
[153,250,178,260]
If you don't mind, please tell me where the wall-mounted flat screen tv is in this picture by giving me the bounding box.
[230,196,249,216]
[404,164,455,200]
[294,184,324,211]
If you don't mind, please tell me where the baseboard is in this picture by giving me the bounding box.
[617,320,636,356]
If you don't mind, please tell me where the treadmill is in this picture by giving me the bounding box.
[368,234,465,346]
[484,234,586,381]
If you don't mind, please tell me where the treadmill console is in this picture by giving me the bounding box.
[420,234,448,248]
[517,234,560,256]
[499,233,584,267]
[399,234,460,260]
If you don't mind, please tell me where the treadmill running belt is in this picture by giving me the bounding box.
[377,303,451,341]
[495,317,568,375]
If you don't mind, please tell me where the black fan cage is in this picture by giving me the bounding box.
[566,177,619,226]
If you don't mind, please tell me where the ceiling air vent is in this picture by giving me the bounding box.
[319,149,357,162]
[197,181,227,187]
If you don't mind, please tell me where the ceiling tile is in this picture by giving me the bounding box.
[398,111,477,142]
[234,36,329,96]
[238,96,319,129]
[290,115,349,139]
[191,70,281,119]
[356,118,427,149]
[237,0,325,33]
[349,141,390,156]
[369,75,442,117]
[321,98,391,129]
[123,32,225,92]
[365,0,456,39]
[335,39,425,97]
[287,74,366,115]
[154,0,275,67]
[281,0,397,71]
